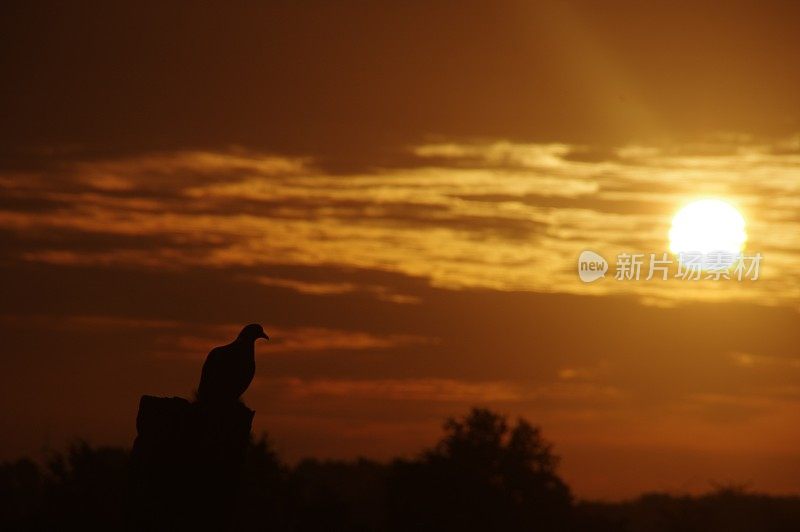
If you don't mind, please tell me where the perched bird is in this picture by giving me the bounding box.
[197,324,269,403]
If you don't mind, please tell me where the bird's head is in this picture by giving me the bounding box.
[238,323,269,342]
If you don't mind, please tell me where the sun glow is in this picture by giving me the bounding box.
[669,199,747,257]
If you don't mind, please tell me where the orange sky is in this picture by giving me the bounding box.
[1,1,800,500]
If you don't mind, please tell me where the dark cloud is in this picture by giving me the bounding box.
[0,194,68,213]
[3,1,800,170]
[0,227,228,261]
[453,192,676,216]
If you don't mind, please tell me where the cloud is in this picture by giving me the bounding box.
[275,377,522,402]
[154,324,433,359]
[253,276,420,304]
[2,137,800,308]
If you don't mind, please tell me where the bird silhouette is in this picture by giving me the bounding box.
[197,324,269,403]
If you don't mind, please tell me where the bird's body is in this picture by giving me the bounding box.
[197,324,268,403]
[197,342,256,403]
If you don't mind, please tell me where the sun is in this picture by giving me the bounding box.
[669,199,746,258]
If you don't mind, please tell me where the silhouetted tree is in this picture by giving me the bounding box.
[387,408,572,532]
[0,457,42,530]
[231,434,292,531]
[290,458,388,532]
[42,442,128,530]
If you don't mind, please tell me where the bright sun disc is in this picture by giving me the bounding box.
[669,199,746,262]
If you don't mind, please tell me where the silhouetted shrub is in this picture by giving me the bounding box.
[2,409,800,531]
[0,442,129,531]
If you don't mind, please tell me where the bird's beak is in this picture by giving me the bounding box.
[259,331,269,341]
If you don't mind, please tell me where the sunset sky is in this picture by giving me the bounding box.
[2,1,800,499]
